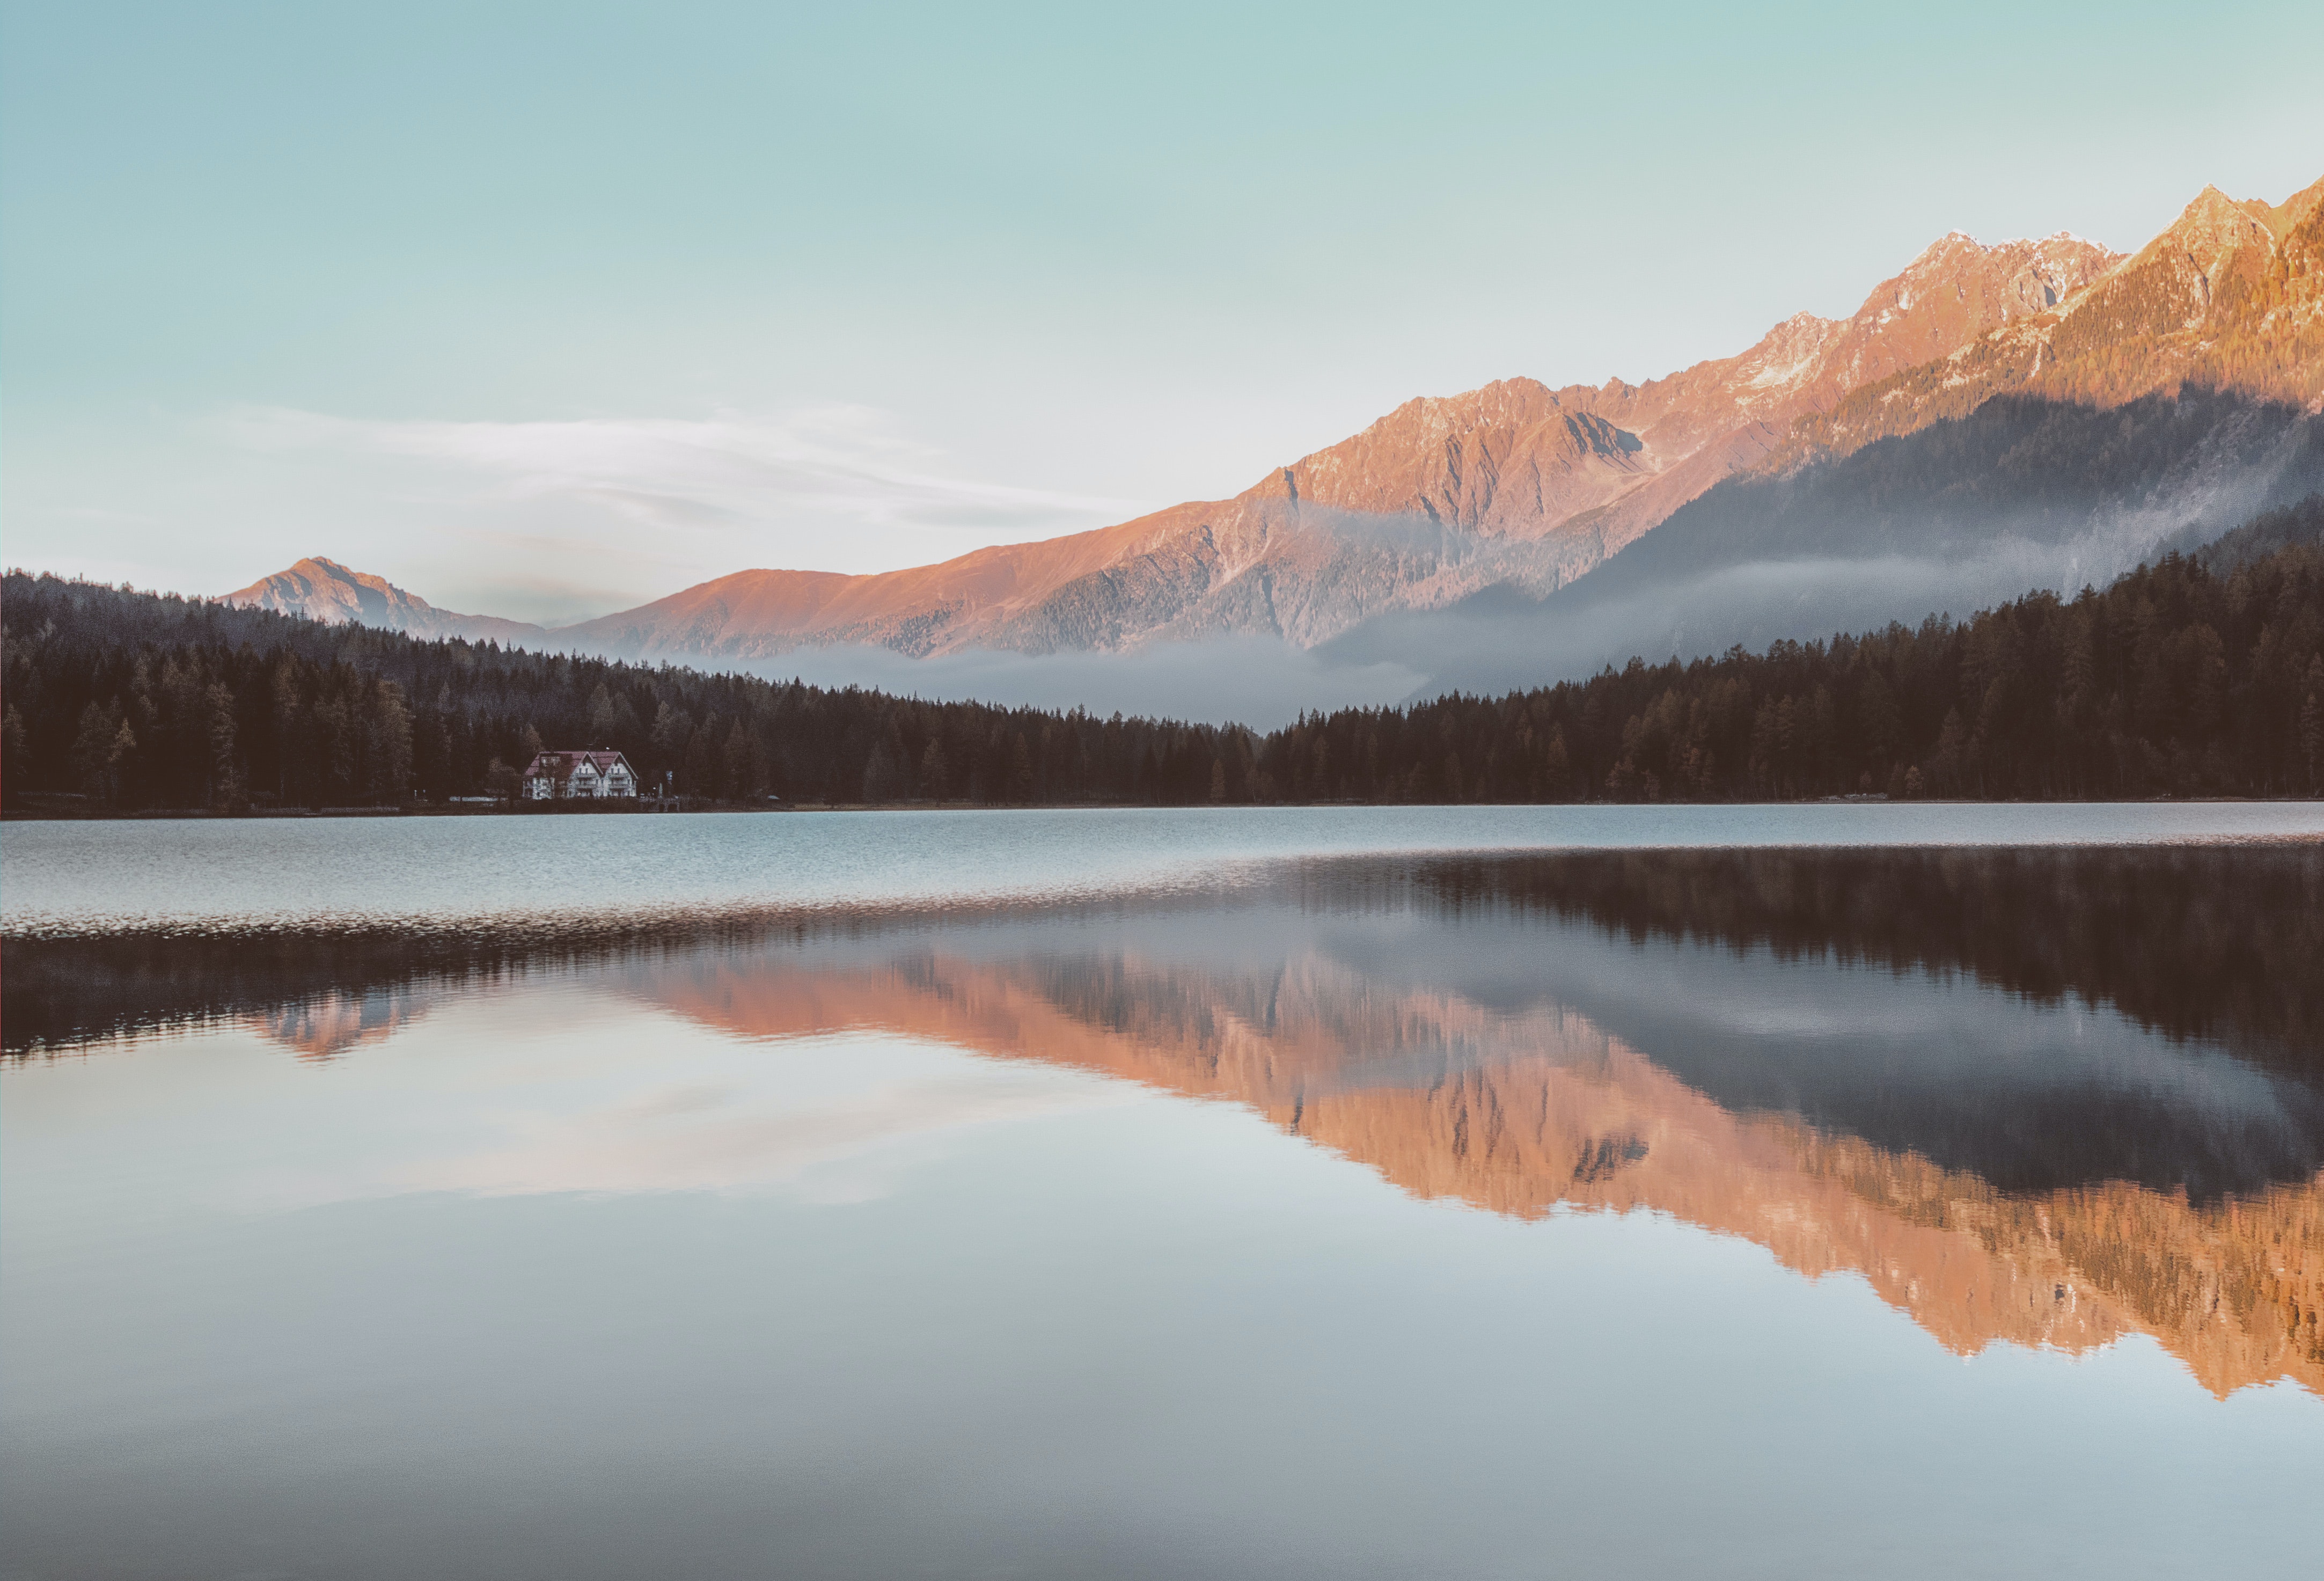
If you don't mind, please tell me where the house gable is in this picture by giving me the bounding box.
[520,749,643,799]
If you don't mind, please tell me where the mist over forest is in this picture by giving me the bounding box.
[574,389,2324,729]
[1317,389,2324,705]
[6,488,2320,813]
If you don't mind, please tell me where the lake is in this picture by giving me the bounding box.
[4,806,2322,1579]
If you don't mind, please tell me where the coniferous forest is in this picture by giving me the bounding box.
[5,496,2322,813]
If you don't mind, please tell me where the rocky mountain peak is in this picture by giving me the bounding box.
[227,557,436,625]
[2147,184,2276,270]
[1820,230,2120,391]
[223,558,546,644]
[1248,375,1649,537]
[1789,172,2324,464]
[2262,172,2324,243]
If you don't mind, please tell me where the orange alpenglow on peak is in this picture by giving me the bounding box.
[1798,171,2324,457]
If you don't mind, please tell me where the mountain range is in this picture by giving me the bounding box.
[225,171,2324,713]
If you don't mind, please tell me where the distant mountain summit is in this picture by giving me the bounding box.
[222,558,546,645]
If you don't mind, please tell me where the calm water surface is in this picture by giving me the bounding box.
[9,801,2323,933]
[4,808,2322,1579]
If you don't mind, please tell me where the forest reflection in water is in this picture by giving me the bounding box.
[12,842,2323,1401]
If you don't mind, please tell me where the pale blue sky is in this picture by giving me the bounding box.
[5,1,2319,620]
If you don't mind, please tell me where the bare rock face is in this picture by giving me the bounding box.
[1248,379,1654,537]
[222,557,547,646]
[1795,174,2324,459]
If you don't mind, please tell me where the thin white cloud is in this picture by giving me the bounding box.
[222,404,1157,549]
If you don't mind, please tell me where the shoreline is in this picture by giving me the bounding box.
[11,793,2324,822]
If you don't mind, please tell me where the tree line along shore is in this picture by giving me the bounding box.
[4,496,2321,814]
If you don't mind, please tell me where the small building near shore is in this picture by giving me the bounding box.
[522,749,640,801]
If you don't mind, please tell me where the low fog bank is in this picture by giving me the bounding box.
[533,495,2291,728]
[1331,390,2324,706]
[1325,509,2275,704]
[510,393,2324,726]
[728,634,1426,730]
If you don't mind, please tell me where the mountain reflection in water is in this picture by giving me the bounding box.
[10,844,2321,1399]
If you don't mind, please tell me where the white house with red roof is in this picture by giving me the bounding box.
[522,749,640,800]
